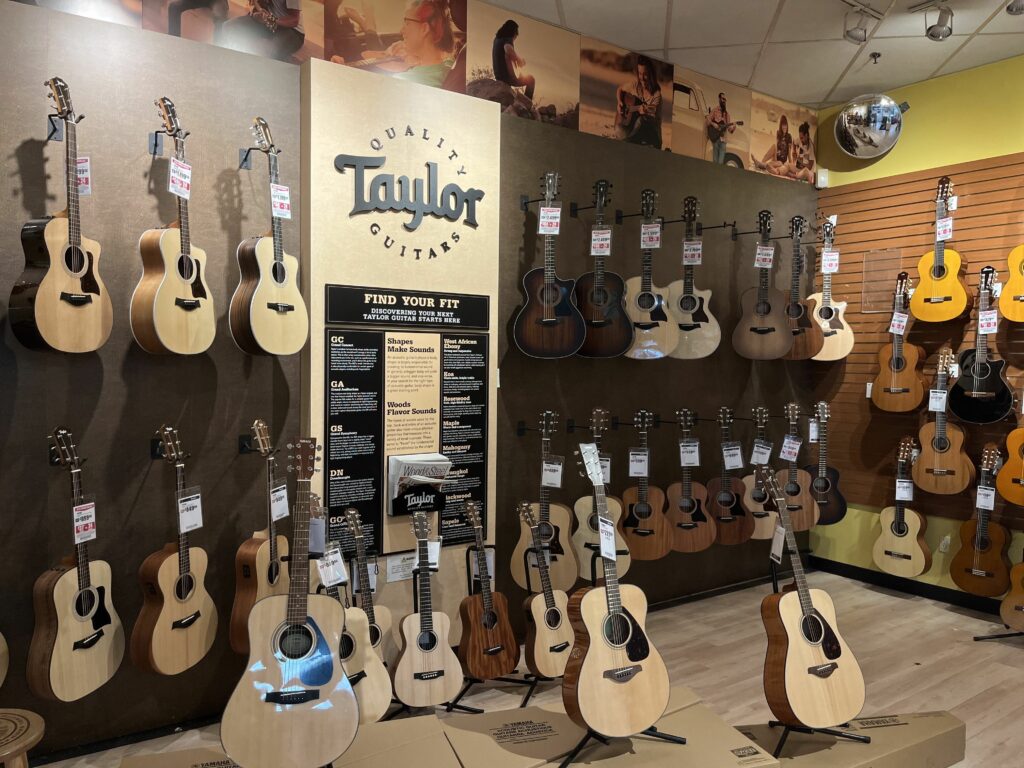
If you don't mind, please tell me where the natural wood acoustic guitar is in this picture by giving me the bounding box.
[909,176,970,323]
[733,210,793,360]
[913,348,975,495]
[744,406,777,540]
[619,410,672,560]
[950,445,1012,597]
[667,196,721,359]
[774,403,820,532]
[342,509,398,669]
[805,401,846,525]
[706,407,755,545]
[996,425,1024,506]
[871,272,926,412]
[782,215,824,360]
[809,219,855,361]
[998,243,1024,322]
[666,408,716,552]
[873,437,932,578]
[999,563,1024,633]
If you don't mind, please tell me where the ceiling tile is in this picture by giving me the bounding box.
[873,0,1005,38]
[934,32,1024,73]
[664,44,764,86]
[827,34,969,101]
[669,0,780,48]
[560,0,668,51]
[484,0,563,26]
[769,0,878,42]
[751,41,860,102]
[979,6,1024,32]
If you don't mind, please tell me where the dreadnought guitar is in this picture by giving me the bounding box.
[782,215,824,360]
[948,266,1014,425]
[510,411,578,591]
[130,97,216,355]
[666,408,716,552]
[998,243,1024,322]
[619,409,672,560]
[909,176,971,323]
[27,427,124,702]
[873,437,932,578]
[744,406,777,540]
[775,403,820,532]
[10,77,113,353]
[950,445,1012,597]
[563,443,670,738]
[574,179,633,358]
[871,272,926,412]
[130,426,218,675]
[667,196,721,359]
[513,172,586,358]
[392,511,463,707]
[996,425,1024,506]
[809,219,855,361]
[458,501,520,680]
[733,210,793,360]
[221,438,359,768]
[623,189,680,359]
[914,347,975,494]
[805,401,846,525]
[519,503,574,679]
[706,407,754,545]
[999,563,1024,633]
[229,117,309,356]
[571,408,631,580]
[759,466,865,729]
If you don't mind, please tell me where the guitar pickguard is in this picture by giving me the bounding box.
[623,609,651,663]
[81,250,101,295]
[678,297,708,329]
[278,619,334,688]
[91,585,112,631]
[190,260,208,300]
[813,610,842,661]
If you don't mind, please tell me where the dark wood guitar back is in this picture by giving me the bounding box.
[457,592,520,680]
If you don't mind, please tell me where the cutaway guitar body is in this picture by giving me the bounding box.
[665,282,720,359]
[872,506,931,578]
[513,269,586,358]
[623,276,679,359]
[948,352,1014,425]
[807,293,854,361]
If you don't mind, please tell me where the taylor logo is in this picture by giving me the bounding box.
[404,492,434,510]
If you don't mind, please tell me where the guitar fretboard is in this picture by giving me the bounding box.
[756,235,771,311]
[682,220,696,296]
[268,152,284,265]
[175,462,192,580]
[891,293,906,365]
[817,416,829,485]
[640,246,653,294]
[787,415,800,484]
[527,523,557,610]
[65,119,82,248]
[70,467,91,592]
[789,235,803,305]
[934,371,949,442]
[976,288,990,365]
[933,200,947,271]
[266,456,279,566]
[637,427,650,503]
[821,237,833,309]
[776,488,813,617]
[592,206,607,296]
[285,478,312,625]
[539,434,552,523]
[894,459,908,531]
[416,535,434,634]
[174,136,192,257]
[354,533,376,624]
[593,483,622,615]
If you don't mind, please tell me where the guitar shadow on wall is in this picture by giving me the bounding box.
[10,138,54,219]
[145,155,178,227]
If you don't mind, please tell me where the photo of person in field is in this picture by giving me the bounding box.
[749,92,818,183]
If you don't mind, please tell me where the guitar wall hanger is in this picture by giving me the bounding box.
[45,111,84,142]
[735,225,792,240]
[566,417,621,434]
[147,124,190,157]
[520,175,560,211]
[238,143,283,171]
[614,208,662,225]
[569,182,613,218]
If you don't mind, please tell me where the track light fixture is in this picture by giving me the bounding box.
[925,5,954,40]
[1007,0,1024,16]
[844,9,870,43]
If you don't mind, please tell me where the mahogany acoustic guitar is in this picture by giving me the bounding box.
[805,401,846,526]
[950,445,1012,597]
[706,407,755,545]
[909,176,971,323]
[10,77,113,353]
[774,403,820,532]
[873,437,932,579]
[666,408,716,552]
[623,190,680,359]
[781,215,824,360]
[809,219,855,361]
[744,406,777,540]
[913,347,975,495]
[733,210,793,360]
[667,196,721,359]
[619,410,672,560]
[871,272,926,412]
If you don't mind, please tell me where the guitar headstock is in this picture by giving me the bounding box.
[980,265,996,294]
[757,465,784,510]
[465,500,482,529]
[251,419,272,457]
[981,444,999,476]
[344,507,364,539]
[897,436,915,466]
[634,409,654,432]
[517,500,537,528]
[789,215,807,240]
[937,346,954,378]
[542,172,560,206]
[822,218,835,246]
[757,210,773,240]
[155,97,183,139]
[45,77,75,121]
[935,176,953,203]
[289,437,321,481]
[590,407,609,441]
[752,406,770,430]
[410,509,431,541]
[51,427,82,470]
[252,116,277,155]
[815,401,830,424]
[640,188,657,222]
[675,408,696,431]
[894,271,909,311]
[682,196,699,224]
[717,406,734,427]
[785,402,800,426]
[579,443,604,488]
[539,410,558,439]
[157,425,187,463]
[593,179,610,215]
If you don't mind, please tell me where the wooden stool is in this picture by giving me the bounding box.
[0,710,44,768]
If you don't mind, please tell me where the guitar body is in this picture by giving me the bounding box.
[130,544,218,675]
[732,286,793,360]
[782,297,825,360]
[571,495,630,580]
[872,506,931,578]
[130,226,216,355]
[513,268,586,358]
[950,519,1012,597]
[510,502,577,592]
[998,244,1024,322]
[27,561,124,702]
[870,343,926,412]
[573,270,633,358]
[948,350,1014,425]
[774,469,820,532]
[229,236,309,356]
[665,480,716,552]
[705,476,754,545]
[622,275,680,359]
[9,215,113,352]
[220,594,358,768]
[368,605,398,668]
[913,422,974,494]
[0,632,7,688]
[618,485,672,560]
[996,429,1024,505]
[665,281,721,359]
[229,533,290,654]
[999,563,1024,632]
[339,606,393,723]
[392,611,463,707]
[457,592,520,680]
[523,590,573,679]
[743,472,777,540]
[807,293,854,361]
[761,588,865,729]
[909,248,970,322]
[562,585,669,738]
[804,466,847,525]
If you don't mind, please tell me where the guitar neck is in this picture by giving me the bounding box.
[286,478,312,623]
[757,237,770,302]
[788,421,799,481]
[821,239,833,307]
[789,237,802,304]
[538,435,551,521]
[934,372,949,438]
[416,536,434,633]
[933,203,946,270]
[175,137,192,256]
[683,221,695,294]
[268,152,284,264]
[354,536,376,623]
[266,456,279,563]
[472,525,494,612]
[641,245,653,293]
[70,466,91,590]
[720,422,733,483]
[976,290,990,364]
[175,462,191,578]
[777,495,813,615]
[593,210,607,291]
[638,430,650,501]
[543,232,556,286]
[894,462,907,529]
[680,428,692,497]
[817,420,828,480]
[528,525,557,610]
[65,119,82,247]
[594,483,622,613]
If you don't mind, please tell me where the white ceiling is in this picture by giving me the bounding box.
[487,0,1024,107]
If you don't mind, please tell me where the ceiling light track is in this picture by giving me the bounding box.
[839,0,885,20]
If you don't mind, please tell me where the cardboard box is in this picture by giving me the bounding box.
[120,748,238,768]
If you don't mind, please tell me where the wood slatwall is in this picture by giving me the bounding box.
[813,152,1024,528]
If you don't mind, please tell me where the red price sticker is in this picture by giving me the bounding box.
[978,309,998,335]
[754,244,774,269]
[168,157,192,200]
[73,501,97,544]
[641,222,662,249]
[888,311,908,336]
[76,157,92,196]
[936,216,953,242]
[821,249,839,274]
[590,227,611,256]
[682,240,702,266]
[270,183,292,220]
[538,205,561,235]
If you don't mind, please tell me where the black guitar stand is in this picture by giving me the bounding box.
[973,629,1024,642]
[560,727,686,767]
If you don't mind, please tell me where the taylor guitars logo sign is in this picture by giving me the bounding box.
[334,124,486,260]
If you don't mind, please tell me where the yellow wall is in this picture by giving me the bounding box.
[817,54,1024,187]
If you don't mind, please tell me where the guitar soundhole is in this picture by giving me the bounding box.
[890,356,906,372]
[636,291,656,311]
[716,491,735,508]
[751,489,768,504]
[588,512,599,531]
[544,608,562,630]
[63,244,87,276]
[267,560,281,585]
[279,624,314,660]
[801,614,825,644]
[679,295,698,313]
[591,287,609,307]
[417,630,438,652]
[536,521,555,542]
[891,521,909,537]
[271,261,287,284]
[677,496,695,513]
[974,535,990,552]
[785,482,800,496]
[755,300,771,316]
[933,437,950,453]
[482,610,498,630]
[602,613,632,648]
[174,573,195,601]
[970,362,991,380]
[785,302,804,320]
[812,477,831,494]
[74,588,97,619]
[931,264,947,280]
[538,283,560,307]
[368,624,382,646]
[819,306,834,321]
[633,501,652,519]
[176,254,196,282]
[340,631,355,661]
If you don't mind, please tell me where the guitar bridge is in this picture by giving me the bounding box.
[924,296,952,303]
[807,662,838,678]
[823,330,837,337]
[587,319,609,327]
[967,391,996,399]
[926,468,954,476]
[753,512,770,519]
[267,302,295,313]
[884,387,910,394]
[347,670,367,686]
[718,516,735,522]
[678,324,700,332]
[603,664,642,683]
[676,522,697,530]
[630,528,654,537]
[634,322,659,330]
[72,630,104,650]
[174,298,201,311]
[968,568,994,578]
[171,610,201,629]
[884,549,912,561]
[750,327,776,335]
[414,670,445,680]
[265,689,319,705]
[484,645,505,655]
[60,292,92,306]
[549,642,570,652]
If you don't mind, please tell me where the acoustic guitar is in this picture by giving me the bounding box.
[759,467,865,729]
[519,503,574,680]
[782,215,824,360]
[229,117,309,356]
[873,437,932,578]
[913,348,975,494]
[998,243,1024,322]
[706,407,754,545]
[871,272,926,412]
[343,508,398,668]
[623,189,680,359]
[619,409,672,560]
[513,172,586,358]
[10,77,113,353]
[805,401,846,525]
[775,403,820,532]
[909,176,970,322]
[707,118,743,143]
[458,501,520,681]
[574,180,633,358]
[131,97,216,355]
[999,563,1024,633]
[733,210,793,360]
[563,443,670,738]
[510,411,578,592]
[996,425,1024,506]
[571,408,630,581]
[392,511,463,707]
[229,419,290,655]
[744,406,777,540]
[221,438,359,768]
[666,408,716,552]
[948,266,1014,425]
[950,445,1012,597]
[667,196,721,359]
[130,426,218,675]
[809,219,855,361]
[0,632,6,689]
[27,427,124,702]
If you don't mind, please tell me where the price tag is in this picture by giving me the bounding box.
[590,227,611,256]
[779,435,802,462]
[470,549,496,583]
[978,309,998,335]
[888,311,908,336]
[600,455,612,485]
[949,362,960,379]
[722,441,744,471]
[928,389,947,412]
[754,243,774,269]
[317,547,349,587]
[808,419,819,443]
[679,438,700,467]
[682,240,703,266]
[270,484,289,521]
[976,485,995,511]
[541,456,564,489]
[750,439,773,466]
[308,516,326,554]
[821,249,839,274]
[168,157,192,200]
[641,222,662,249]
[351,561,378,593]
[948,195,958,211]
[73,500,97,544]
[538,205,561,235]
[76,157,92,196]
[598,516,617,561]
[865,382,873,398]
[993,281,1003,298]
[176,487,203,533]
[270,183,292,220]
[895,478,914,502]
[427,538,442,568]
[828,214,838,225]
[936,216,953,241]
[770,524,785,564]
[628,449,649,478]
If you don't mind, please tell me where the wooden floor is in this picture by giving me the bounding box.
[44,572,1023,767]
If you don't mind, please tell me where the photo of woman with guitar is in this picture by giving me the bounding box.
[754,114,792,175]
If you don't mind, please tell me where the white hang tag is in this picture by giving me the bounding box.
[750,439,773,466]
[911,447,920,464]
[428,538,442,569]
[949,362,960,379]
[779,435,802,463]
[541,457,564,489]
[176,487,203,533]
[538,205,561,235]
[895,478,914,502]
[754,244,774,269]
[948,195,958,211]
[865,382,873,398]
[628,448,649,478]
[530,546,551,568]
[308,516,326,553]
[888,311,908,336]
[992,281,1003,298]
[928,389,947,412]
[828,214,838,225]
[351,562,378,593]
[679,438,700,467]
[76,157,92,196]
[682,240,703,266]
[600,455,612,485]
[73,499,97,544]
[590,227,611,256]
[318,547,349,587]
[978,309,998,335]
[976,485,995,511]
[770,524,785,564]
[168,157,192,200]
[270,183,292,220]
[935,216,953,242]
[471,549,496,582]
[270,484,289,521]
[598,516,617,561]
[808,419,819,444]
[641,222,662,249]
[821,249,839,274]
[722,441,744,471]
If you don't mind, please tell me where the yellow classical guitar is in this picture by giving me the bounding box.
[909,176,970,322]
[998,244,1024,322]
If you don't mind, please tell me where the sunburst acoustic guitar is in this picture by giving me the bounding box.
[623,189,679,359]
[805,401,846,526]
[950,445,1011,597]
[909,176,970,323]
[873,437,932,579]
[666,408,715,552]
